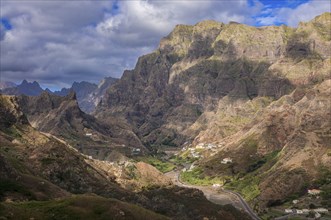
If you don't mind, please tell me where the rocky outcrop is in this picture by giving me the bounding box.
[16,91,146,158]
[96,13,331,150]
[200,80,331,209]
[0,94,250,220]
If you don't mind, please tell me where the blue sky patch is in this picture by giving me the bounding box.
[102,1,120,16]
[1,18,13,30]
[259,0,310,9]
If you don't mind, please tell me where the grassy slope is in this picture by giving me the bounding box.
[0,195,168,220]
[136,156,176,173]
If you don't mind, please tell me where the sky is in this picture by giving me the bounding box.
[0,0,330,90]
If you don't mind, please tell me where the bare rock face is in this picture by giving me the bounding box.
[0,94,250,220]
[94,13,330,210]
[96,13,330,150]
[16,91,146,159]
[54,77,118,113]
[200,80,331,209]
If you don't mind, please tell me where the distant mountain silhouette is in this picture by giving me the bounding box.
[54,77,118,113]
[1,79,44,96]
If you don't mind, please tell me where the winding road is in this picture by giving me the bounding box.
[165,170,261,220]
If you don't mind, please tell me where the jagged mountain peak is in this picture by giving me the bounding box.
[1,79,44,96]
[66,90,77,100]
[312,12,331,24]
[97,13,330,149]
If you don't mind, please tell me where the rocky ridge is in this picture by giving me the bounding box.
[16,91,146,159]
[96,13,331,150]
[0,94,251,220]
[95,12,331,211]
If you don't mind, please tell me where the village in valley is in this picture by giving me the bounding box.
[173,142,331,220]
[269,188,330,220]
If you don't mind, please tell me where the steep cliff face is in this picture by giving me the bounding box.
[96,13,331,149]
[94,13,331,211]
[199,80,331,208]
[0,94,250,220]
[16,92,146,159]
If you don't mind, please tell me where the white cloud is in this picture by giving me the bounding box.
[279,0,331,26]
[1,0,328,89]
[1,0,263,88]
[257,0,331,26]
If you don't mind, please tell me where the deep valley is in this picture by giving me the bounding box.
[0,11,330,220]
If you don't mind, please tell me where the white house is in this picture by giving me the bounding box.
[308,189,321,195]
[212,184,221,188]
[85,133,93,136]
[292,200,299,204]
[131,148,141,155]
[221,158,233,164]
[207,143,216,149]
[196,143,205,149]
[285,209,293,213]
[296,210,304,214]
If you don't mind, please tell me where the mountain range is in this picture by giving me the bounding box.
[94,12,331,212]
[0,12,330,219]
[0,94,249,219]
[0,77,118,113]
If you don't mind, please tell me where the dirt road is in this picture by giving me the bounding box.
[165,170,261,220]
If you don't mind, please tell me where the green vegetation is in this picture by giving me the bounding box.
[0,195,168,220]
[41,157,56,165]
[247,150,280,173]
[0,179,35,199]
[320,184,331,207]
[314,166,331,207]
[314,166,331,187]
[170,154,197,165]
[137,156,175,173]
[181,167,224,186]
[260,209,284,220]
[2,126,22,138]
[223,150,280,202]
[225,175,260,202]
[125,164,137,179]
[160,138,177,147]
[242,137,259,151]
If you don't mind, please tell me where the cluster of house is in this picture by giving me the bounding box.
[189,148,201,158]
[181,143,221,158]
[196,143,217,150]
[284,190,328,219]
[131,148,141,155]
[284,208,328,218]
[221,157,233,164]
